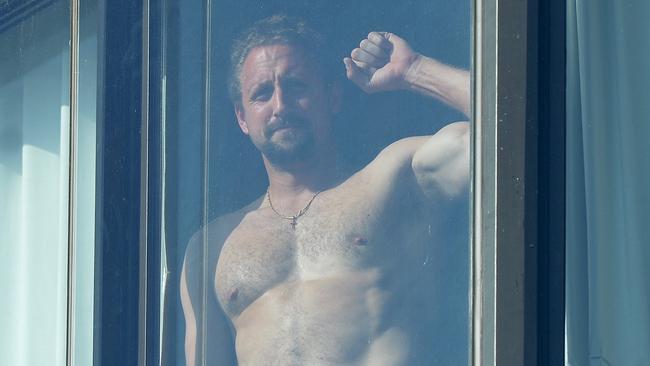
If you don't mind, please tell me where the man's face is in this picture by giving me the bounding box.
[235,44,340,166]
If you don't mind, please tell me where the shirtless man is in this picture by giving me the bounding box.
[181,15,470,365]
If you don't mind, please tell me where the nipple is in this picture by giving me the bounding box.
[228,288,239,302]
[354,236,368,246]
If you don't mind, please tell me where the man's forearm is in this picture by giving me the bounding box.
[405,56,470,117]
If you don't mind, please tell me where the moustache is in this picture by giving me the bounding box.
[266,116,308,134]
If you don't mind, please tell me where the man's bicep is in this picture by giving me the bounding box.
[411,121,470,200]
[181,244,237,366]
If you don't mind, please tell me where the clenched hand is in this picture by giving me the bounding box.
[344,32,420,93]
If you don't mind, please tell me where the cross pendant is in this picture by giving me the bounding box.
[290,216,298,230]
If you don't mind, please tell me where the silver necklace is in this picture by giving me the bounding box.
[266,188,321,230]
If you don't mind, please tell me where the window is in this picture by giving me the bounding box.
[6,0,649,365]
[159,2,471,365]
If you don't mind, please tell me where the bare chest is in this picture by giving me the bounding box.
[214,185,416,319]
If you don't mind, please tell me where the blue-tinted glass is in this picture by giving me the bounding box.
[161,2,471,365]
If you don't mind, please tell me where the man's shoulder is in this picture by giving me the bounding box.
[363,121,468,173]
[344,136,429,199]
[355,122,469,195]
[359,136,428,178]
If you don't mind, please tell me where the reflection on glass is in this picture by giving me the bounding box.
[166,2,470,365]
[0,1,71,365]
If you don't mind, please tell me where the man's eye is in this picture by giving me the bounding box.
[251,90,271,101]
[286,82,307,94]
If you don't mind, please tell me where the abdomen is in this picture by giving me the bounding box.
[233,269,403,365]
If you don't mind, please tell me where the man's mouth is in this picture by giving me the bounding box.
[274,125,296,131]
[268,117,306,134]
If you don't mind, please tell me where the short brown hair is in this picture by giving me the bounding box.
[228,14,336,104]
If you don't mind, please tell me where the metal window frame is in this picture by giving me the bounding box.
[472,0,566,364]
[66,2,80,366]
[92,0,566,364]
[93,0,147,364]
[93,0,164,364]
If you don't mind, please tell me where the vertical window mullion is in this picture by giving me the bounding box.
[94,0,145,364]
[66,0,80,364]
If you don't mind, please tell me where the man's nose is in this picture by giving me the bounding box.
[272,87,289,117]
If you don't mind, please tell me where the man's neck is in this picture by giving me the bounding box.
[262,151,344,211]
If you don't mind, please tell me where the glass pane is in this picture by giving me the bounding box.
[160,1,471,365]
[0,1,71,365]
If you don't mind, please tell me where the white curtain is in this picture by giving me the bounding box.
[0,3,71,366]
[2,1,97,364]
[566,1,650,365]
[1,2,97,364]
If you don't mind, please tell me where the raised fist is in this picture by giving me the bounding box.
[344,32,420,93]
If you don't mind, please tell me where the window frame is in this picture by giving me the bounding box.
[92,0,567,365]
[472,0,566,364]
[93,0,147,364]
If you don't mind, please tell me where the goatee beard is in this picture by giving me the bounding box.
[258,116,315,166]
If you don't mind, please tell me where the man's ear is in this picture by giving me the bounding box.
[234,103,249,134]
[328,80,343,114]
